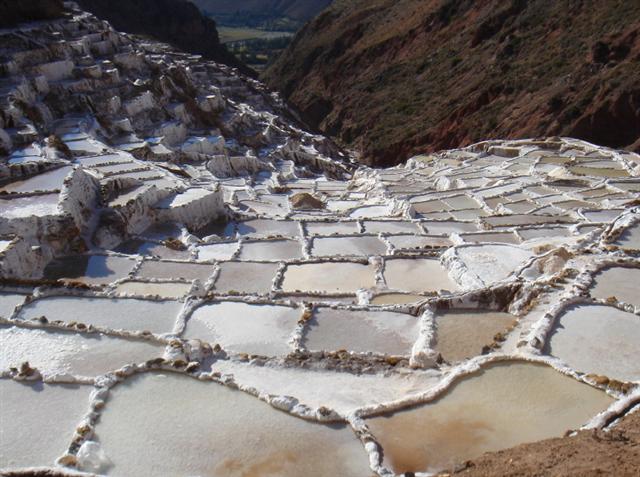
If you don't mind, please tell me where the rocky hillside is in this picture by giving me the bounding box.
[191,0,332,22]
[0,0,64,28]
[264,0,640,166]
[76,0,251,74]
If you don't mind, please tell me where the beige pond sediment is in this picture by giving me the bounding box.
[434,310,517,362]
[370,293,427,305]
[91,372,373,476]
[282,262,376,293]
[303,307,419,355]
[366,361,612,475]
[383,258,459,293]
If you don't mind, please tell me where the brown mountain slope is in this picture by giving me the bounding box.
[77,0,251,74]
[264,0,640,166]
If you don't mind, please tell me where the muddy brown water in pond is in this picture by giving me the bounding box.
[366,361,612,475]
[370,293,427,305]
[434,310,516,362]
[190,218,233,239]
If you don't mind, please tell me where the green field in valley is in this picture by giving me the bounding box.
[217,26,293,44]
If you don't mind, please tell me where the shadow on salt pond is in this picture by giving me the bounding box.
[43,255,136,285]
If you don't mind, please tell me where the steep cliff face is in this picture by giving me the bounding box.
[77,0,251,74]
[0,0,64,27]
[191,0,332,22]
[264,0,640,166]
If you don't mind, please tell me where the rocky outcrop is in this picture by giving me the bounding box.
[77,0,252,75]
[264,0,640,166]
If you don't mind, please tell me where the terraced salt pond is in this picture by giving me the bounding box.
[89,373,372,476]
[615,222,640,250]
[18,297,183,334]
[0,326,163,378]
[136,261,214,281]
[282,262,376,293]
[366,362,613,474]
[0,293,26,318]
[0,166,72,194]
[0,380,93,469]
[184,302,299,355]
[113,281,192,299]
[434,310,517,362]
[383,258,458,293]
[214,261,279,294]
[237,239,303,261]
[311,236,387,257]
[44,255,137,285]
[547,305,640,381]
[370,293,427,305]
[590,266,640,307]
[304,308,419,355]
[0,193,59,218]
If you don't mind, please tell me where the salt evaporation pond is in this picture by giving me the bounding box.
[282,262,376,293]
[114,281,192,299]
[311,236,387,257]
[434,310,517,362]
[305,221,358,236]
[236,218,300,238]
[18,297,183,334]
[0,293,26,318]
[136,261,214,281]
[304,308,419,355]
[590,266,640,307]
[366,361,613,474]
[383,258,458,293]
[90,373,372,476]
[547,304,640,381]
[370,293,426,305]
[615,223,640,250]
[0,166,72,194]
[213,261,279,294]
[197,242,239,261]
[0,379,92,469]
[184,301,299,355]
[0,193,59,218]
[0,326,163,378]
[237,239,303,261]
[44,255,137,285]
